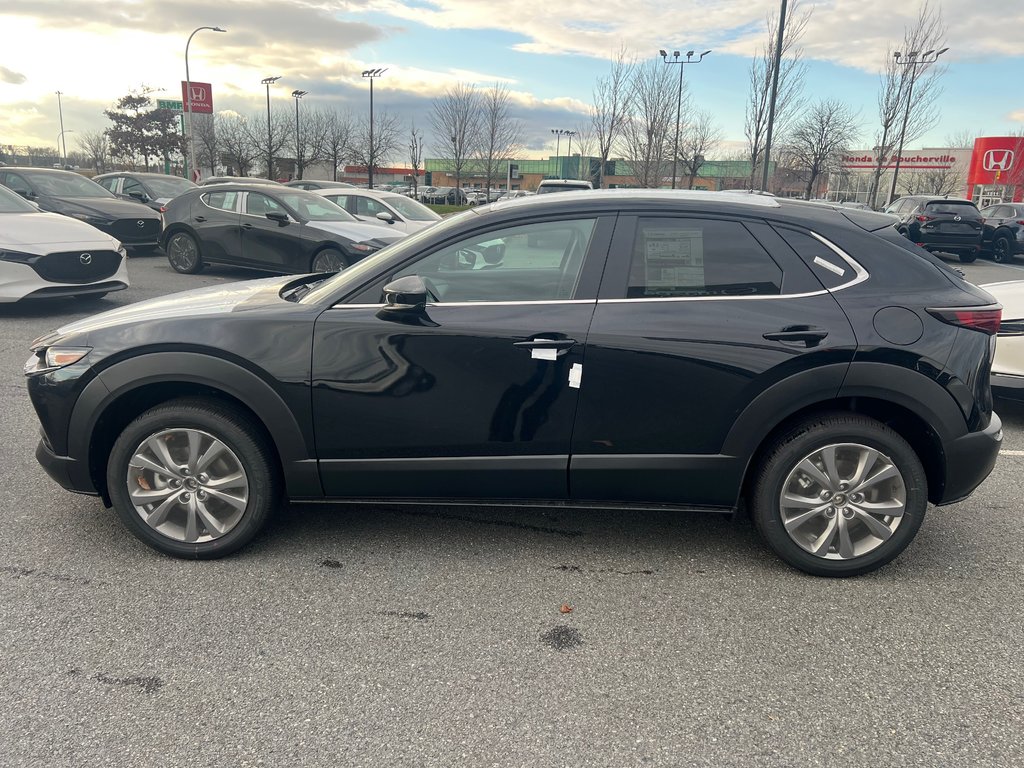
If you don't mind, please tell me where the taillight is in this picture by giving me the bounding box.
[1017,220,1024,226]
[927,306,1002,335]
[159,206,168,213]
[916,214,933,222]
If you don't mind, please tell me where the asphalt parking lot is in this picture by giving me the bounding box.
[1,251,1022,767]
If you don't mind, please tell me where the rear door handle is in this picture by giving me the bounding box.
[763,326,829,346]
[241,222,254,230]
[513,338,576,349]
[194,215,206,222]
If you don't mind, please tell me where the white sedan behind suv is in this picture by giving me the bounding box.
[0,184,128,302]
[314,188,443,234]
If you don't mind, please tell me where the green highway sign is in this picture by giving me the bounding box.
[157,99,183,111]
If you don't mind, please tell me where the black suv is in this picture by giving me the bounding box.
[979,202,1024,263]
[884,195,984,263]
[25,191,1002,576]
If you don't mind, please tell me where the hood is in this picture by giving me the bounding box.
[0,211,121,251]
[308,219,405,243]
[981,280,1024,320]
[41,195,162,221]
[44,275,298,342]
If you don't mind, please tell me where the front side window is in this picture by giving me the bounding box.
[393,218,598,303]
[355,196,388,217]
[2,173,32,195]
[626,218,782,298]
[122,178,145,197]
[245,193,284,217]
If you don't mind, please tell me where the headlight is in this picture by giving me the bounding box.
[24,346,92,376]
[0,249,37,263]
[346,242,377,254]
[118,246,127,259]
[68,212,109,226]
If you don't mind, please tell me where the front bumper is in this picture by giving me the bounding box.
[937,411,1003,505]
[35,437,98,496]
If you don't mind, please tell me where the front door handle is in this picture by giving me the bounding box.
[513,338,576,350]
[763,326,829,346]
[242,222,254,230]
[194,215,207,222]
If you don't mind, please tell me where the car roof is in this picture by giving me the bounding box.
[0,166,83,177]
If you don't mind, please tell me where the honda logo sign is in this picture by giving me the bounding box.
[983,149,1015,173]
[181,80,214,114]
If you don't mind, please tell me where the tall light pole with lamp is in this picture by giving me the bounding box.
[185,26,226,181]
[261,76,282,179]
[57,129,73,167]
[55,91,67,168]
[291,90,307,180]
[551,128,568,177]
[887,47,949,205]
[563,130,577,179]
[361,68,386,189]
[660,49,711,189]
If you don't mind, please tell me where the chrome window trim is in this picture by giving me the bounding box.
[332,299,596,310]
[598,228,869,304]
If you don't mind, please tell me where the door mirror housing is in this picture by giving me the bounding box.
[266,211,290,226]
[382,275,429,310]
[128,190,149,202]
[376,210,396,224]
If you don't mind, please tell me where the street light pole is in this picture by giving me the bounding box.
[760,0,788,192]
[261,76,282,180]
[660,49,711,189]
[551,129,565,177]
[361,69,386,189]
[291,90,307,180]
[57,130,73,167]
[564,130,577,179]
[887,47,949,205]
[55,91,67,168]
[185,26,226,181]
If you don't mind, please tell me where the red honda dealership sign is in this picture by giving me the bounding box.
[967,136,1023,186]
[181,81,214,114]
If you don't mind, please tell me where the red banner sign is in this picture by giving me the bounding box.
[181,81,213,114]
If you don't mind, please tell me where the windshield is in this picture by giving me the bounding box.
[279,191,358,222]
[0,184,38,212]
[144,176,195,198]
[23,171,115,198]
[384,195,442,221]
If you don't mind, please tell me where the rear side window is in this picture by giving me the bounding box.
[925,201,979,215]
[202,191,238,211]
[627,218,782,298]
[775,227,853,290]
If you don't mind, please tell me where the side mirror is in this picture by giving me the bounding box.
[376,210,395,224]
[17,189,35,200]
[382,275,429,310]
[128,191,149,202]
[266,211,290,226]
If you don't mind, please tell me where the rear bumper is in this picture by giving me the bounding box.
[922,242,981,254]
[937,412,1002,505]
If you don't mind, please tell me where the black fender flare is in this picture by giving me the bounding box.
[68,352,322,497]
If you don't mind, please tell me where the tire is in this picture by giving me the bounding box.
[106,397,280,559]
[959,251,977,263]
[165,231,204,274]
[992,235,1012,264]
[311,248,349,273]
[750,413,927,577]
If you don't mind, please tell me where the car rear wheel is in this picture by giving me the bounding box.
[992,235,1012,263]
[106,398,279,559]
[311,248,348,273]
[751,413,927,577]
[166,231,204,274]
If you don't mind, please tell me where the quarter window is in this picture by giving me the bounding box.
[626,218,782,298]
[202,191,238,211]
[393,218,598,303]
[775,227,851,290]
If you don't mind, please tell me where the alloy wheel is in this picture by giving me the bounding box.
[169,234,198,271]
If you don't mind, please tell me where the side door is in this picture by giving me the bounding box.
[569,214,858,508]
[240,191,307,273]
[980,205,1008,249]
[311,214,616,499]
[193,190,241,263]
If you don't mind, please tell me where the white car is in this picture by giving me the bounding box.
[0,184,128,302]
[313,188,443,234]
[980,280,1024,399]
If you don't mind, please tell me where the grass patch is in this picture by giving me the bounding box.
[426,204,472,215]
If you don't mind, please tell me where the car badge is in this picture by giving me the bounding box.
[80,253,92,265]
[954,215,961,221]
[137,220,146,228]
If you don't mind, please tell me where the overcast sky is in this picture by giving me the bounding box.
[1,0,1022,160]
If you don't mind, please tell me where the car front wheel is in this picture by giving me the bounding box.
[311,248,348,273]
[751,413,927,577]
[106,398,279,559]
[992,235,1012,263]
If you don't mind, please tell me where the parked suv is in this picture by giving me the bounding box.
[25,190,1002,576]
[979,203,1024,263]
[884,195,984,263]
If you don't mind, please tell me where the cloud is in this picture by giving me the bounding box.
[1009,110,1024,124]
[0,66,26,84]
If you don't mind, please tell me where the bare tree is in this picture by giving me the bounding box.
[349,109,403,176]
[409,121,424,196]
[322,110,354,182]
[294,107,329,180]
[570,121,596,182]
[745,0,811,187]
[868,1,946,207]
[944,129,979,149]
[475,83,522,193]
[899,165,963,196]
[786,99,862,199]
[678,109,722,190]
[216,113,258,177]
[590,47,634,189]
[192,114,219,177]
[76,130,110,174]
[242,110,292,179]
[430,82,480,193]
[620,59,675,188]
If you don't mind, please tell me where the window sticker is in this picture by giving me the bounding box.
[643,228,705,291]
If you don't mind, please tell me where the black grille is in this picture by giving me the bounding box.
[32,250,122,284]
[108,217,161,243]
